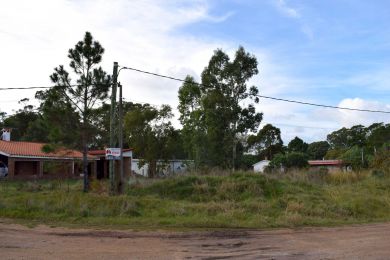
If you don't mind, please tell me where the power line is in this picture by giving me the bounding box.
[264,122,338,130]
[256,95,390,114]
[0,86,52,90]
[0,84,111,91]
[120,66,390,114]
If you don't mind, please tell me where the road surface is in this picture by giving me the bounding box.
[1,221,389,259]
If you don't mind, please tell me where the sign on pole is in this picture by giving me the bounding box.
[106,148,121,160]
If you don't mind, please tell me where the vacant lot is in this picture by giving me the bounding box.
[1,172,390,229]
[1,221,390,259]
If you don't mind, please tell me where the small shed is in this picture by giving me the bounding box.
[308,160,344,172]
[0,140,97,179]
[253,160,270,173]
[88,149,132,179]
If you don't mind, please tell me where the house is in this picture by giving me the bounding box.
[0,139,98,179]
[132,159,193,177]
[308,160,344,172]
[88,149,132,179]
[253,160,270,173]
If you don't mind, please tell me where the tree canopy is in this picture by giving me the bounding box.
[37,32,111,191]
[247,124,283,160]
[178,46,263,169]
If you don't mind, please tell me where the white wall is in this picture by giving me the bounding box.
[253,160,270,173]
[131,159,193,177]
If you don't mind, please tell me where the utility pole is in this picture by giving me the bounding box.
[118,82,124,194]
[109,62,118,194]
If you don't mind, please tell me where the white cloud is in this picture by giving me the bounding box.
[312,98,390,131]
[274,0,300,18]
[0,0,231,116]
[3,0,384,145]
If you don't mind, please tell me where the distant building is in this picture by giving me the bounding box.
[132,159,193,177]
[308,160,344,172]
[253,160,270,173]
[0,140,97,179]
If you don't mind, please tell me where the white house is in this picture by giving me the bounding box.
[253,160,270,173]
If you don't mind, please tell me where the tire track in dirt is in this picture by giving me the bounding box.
[1,221,390,259]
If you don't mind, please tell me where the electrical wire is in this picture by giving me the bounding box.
[2,66,389,114]
[120,66,390,114]
[0,84,111,91]
[0,86,52,90]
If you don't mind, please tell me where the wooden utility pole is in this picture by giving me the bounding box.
[109,62,118,194]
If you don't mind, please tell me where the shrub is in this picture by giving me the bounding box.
[269,152,308,171]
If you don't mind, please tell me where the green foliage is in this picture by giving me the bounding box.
[124,104,179,177]
[178,47,262,168]
[325,148,348,159]
[370,148,390,175]
[236,154,259,170]
[3,172,390,229]
[269,152,308,170]
[41,144,56,153]
[2,99,42,141]
[247,124,283,160]
[327,125,367,149]
[35,32,111,191]
[307,141,330,160]
[341,146,367,170]
[366,123,390,152]
[287,136,308,153]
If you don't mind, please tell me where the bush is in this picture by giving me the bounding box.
[370,149,390,175]
[269,152,308,171]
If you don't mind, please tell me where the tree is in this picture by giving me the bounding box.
[269,152,308,170]
[178,46,262,169]
[2,99,41,141]
[341,146,367,170]
[38,32,111,192]
[35,90,81,147]
[247,124,283,160]
[366,123,390,153]
[327,125,367,149]
[178,76,206,166]
[124,104,177,177]
[89,101,137,150]
[307,141,330,160]
[287,136,308,153]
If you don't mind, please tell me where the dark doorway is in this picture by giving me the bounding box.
[0,154,8,166]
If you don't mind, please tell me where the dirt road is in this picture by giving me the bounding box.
[1,221,390,259]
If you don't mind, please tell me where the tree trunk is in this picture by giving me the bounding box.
[82,134,89,192]
[149,160,156,178]
[82,88,89,192]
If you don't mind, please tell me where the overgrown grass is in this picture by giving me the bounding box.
[1,170,390,230]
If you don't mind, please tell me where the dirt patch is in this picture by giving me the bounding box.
[1,221,390,259]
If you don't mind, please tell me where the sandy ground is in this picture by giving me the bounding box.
[1,221,390,259]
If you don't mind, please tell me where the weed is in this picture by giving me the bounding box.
[2,171,390,229]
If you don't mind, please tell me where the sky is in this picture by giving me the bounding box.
[1,0,389,143]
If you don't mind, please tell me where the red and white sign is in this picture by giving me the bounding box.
[105,148,121,160]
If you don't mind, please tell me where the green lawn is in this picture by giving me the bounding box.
[1,171,390,229]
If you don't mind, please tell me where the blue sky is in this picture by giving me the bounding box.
[184,0,390,101]
[1,0,389,143]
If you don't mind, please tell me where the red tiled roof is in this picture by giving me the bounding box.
[308,160,343,166]
[0,140,96,160]
[89,149,132,156]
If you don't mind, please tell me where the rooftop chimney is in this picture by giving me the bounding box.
[1,128,11,141]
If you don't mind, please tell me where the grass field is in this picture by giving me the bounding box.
[1,171,390,229]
